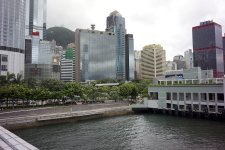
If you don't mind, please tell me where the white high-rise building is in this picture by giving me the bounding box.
[0,0,26,76]
[60,43,75,82]
[184,49,193,69]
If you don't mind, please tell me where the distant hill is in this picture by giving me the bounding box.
[46,27,75,49]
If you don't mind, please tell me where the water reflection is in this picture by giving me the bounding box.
[14,115,225,150]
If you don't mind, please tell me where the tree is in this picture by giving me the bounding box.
[132,79,152,97]
[34,87,50,105]
[119,83,132,99]
[119,83,138,100]
[22,78,38,89]
[129,83,138,100]
[109,86,119,101]
[14,74,23,84]
[0,75,7,86]
[64,82,82,101]
[40,79,65,92]
[6,72,15,83]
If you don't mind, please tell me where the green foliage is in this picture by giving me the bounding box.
[109,86,119,100]
[0,77,153,108]
[22,78,38,89]
[46,27,75,48]
[64,82,82,100]
[132,79,152,97]
[95,78,117,84]
[40,79,65,92]
[119,83,138,99]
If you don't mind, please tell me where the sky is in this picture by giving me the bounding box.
[47,0,225,61]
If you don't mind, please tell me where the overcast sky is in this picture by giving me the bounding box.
[47,0,225,60]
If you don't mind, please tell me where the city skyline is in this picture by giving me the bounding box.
[47,0,225,60]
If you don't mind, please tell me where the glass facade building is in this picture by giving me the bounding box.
[75,29,117,82]
[125,34,135,80]
[26,0,47,40]
[223,36,225,73]
[106,11,126,80]
[25,34,61,80]
[0,0,26,76]
[192,21,224,77]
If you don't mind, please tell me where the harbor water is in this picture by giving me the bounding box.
[14,114,225,150]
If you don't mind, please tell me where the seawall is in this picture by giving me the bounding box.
[1,106,132,130]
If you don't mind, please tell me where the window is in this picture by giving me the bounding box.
[209,105,215,112]
[1,65,7,71]
[167,103,171,109]
[173,104,178,110]
[200,93,207,101]
[149,92,158,100]
[179,105,184,110]
[209,93,215,102]
[193,104,199,111]
[172,93,177,100]
[186,104,192,110]
[186,93,191,101]
[166,93,171,100]
[2,55,8,62]
[217,93,224,103]
[179,93,184,101]
[218,106,224,113]
[201,105,208,112]
[193,93,199,101]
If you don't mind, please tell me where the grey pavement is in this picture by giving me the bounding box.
[0,102,128,119]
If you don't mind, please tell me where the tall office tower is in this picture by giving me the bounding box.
[223,35,225,73]
[166,61,177,71]
[134,51,141,80]
[25,0,47,40]
[192,21,224,77]
[106,10,126,80]
[25,33,61,80]
[173,55,186,70]
[184,49,193,69]
[0,0,26,76]
[140,44,166,79]
[75,27,117,82]
[125,34,135,81]
[60,43,75,82]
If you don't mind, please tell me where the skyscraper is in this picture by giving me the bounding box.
[25,0,47,40]
[139,44,166,79]
[106,10,126,80]
[25,33,61,80]
[223,35,225,73]
[184,49,193,69]
[134,51,141,80]
[192,21,224,77]
[125,34,135,81]
[60,43,75,82]
[0,0,26,76]
[75,27,117,82]
[173,55,186,70]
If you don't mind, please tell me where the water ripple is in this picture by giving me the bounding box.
[14,115,225,150]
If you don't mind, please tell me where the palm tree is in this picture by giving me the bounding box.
[14,73,23,84]
[6,72,15,83]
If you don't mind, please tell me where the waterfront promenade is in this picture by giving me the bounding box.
[0,102,131,130]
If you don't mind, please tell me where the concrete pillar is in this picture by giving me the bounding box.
[215,93,218,113]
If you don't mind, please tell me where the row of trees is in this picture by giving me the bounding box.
[0,73,152,108]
